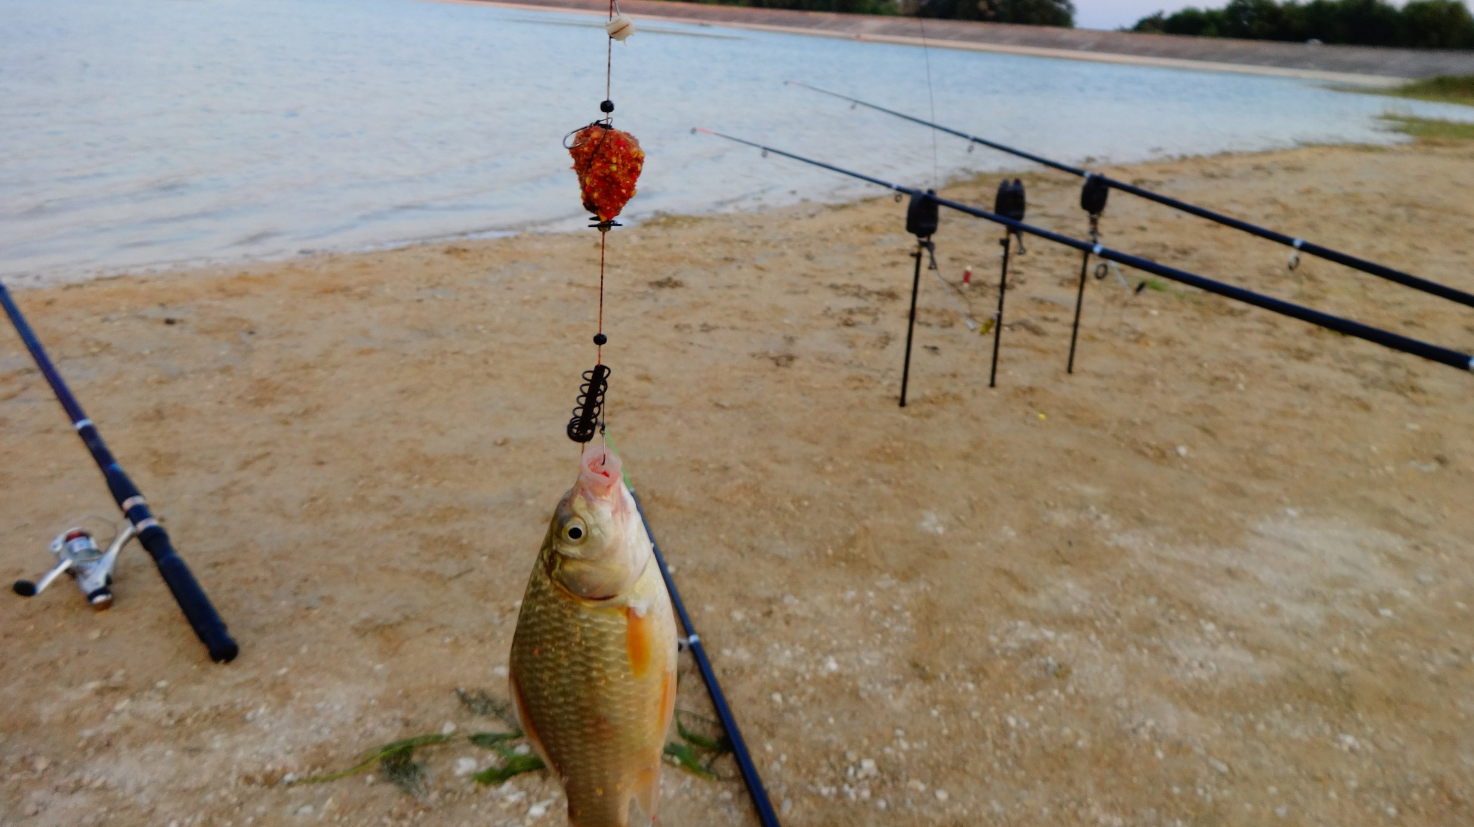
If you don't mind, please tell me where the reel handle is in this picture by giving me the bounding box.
[13,559,73,597]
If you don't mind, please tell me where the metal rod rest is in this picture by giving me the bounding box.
[989,234,1012,388]
[1067,248,1092,374]
[693,128,1474,374]
[899,243,925,407]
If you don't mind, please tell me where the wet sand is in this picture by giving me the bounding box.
[2,138,1473,826]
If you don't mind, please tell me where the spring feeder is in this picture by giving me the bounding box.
[565,2,643,444]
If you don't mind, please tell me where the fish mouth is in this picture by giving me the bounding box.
[577,444,623,500]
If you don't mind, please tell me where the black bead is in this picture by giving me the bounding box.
[593,333,608,346]
[600,100,615,113]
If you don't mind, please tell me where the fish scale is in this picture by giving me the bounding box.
[509,462,677,827]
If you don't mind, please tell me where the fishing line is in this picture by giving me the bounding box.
[917,14,940,191]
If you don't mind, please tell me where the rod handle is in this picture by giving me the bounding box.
[140,529,238,663]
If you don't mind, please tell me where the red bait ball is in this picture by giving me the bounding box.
[568,125,645,222]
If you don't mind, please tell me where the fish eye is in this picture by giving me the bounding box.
[562,518,587,543]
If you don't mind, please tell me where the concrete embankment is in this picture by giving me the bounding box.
[470,0,1474,86]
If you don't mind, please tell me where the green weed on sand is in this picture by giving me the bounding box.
[298,688,734,797]
[1386,75,1474,107]
[1382,115,1474,142]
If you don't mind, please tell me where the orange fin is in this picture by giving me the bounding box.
[508,667,553,771]
[626,605,654,679]
[658,665,676,734]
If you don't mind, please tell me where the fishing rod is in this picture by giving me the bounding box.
[1,280,239,663]
[691,128,1474,375]
[784,80,1474,311]
[630,490,783,827]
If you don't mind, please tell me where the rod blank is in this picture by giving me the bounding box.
[694,128,1474,374]
[784,80,1474,310]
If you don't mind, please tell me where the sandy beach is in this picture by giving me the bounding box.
[2,136,1473,827]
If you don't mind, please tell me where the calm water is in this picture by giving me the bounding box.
[3,0,1471,286]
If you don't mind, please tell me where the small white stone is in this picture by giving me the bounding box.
[771,692,783,705]
[1275,805,1289,818]
[1176,445,1189,458]
[825,657,839,672]
[514,744,531,756]
[527,799,552,819]
[907,779,926,792]
[455,757,479,777]
[441,722,457,735]
[935,789,949,802]
[492,665,508,678]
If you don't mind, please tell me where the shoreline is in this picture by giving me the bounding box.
[438,0,1474,87]
[0,133,1421,293]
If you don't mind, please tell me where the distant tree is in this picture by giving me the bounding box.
[702,0,898,14]
[983,0,1076,26]
[912,0,1074,26]
[1129,0,1474,48]
[1400,0,1474,48]
[1220,0,1293,39]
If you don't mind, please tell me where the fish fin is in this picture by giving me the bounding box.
[630,765,661,826]
[659,664,677,735]
[508,667,554,771]
[625,605,654,679]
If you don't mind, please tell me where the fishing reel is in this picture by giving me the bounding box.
[13,521,137,608]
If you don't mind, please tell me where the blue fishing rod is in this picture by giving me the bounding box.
[784,80,1474,311]
[629,489,782,827]
[1,280,239,663]
[691,128,1474,375]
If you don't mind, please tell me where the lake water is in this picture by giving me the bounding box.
[3,0,1471,286]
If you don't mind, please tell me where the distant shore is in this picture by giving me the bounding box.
[439,0,1474,87]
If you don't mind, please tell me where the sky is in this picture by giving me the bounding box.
[1072,0,1474,31]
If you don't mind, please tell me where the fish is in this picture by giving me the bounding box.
[509,445,678,827]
